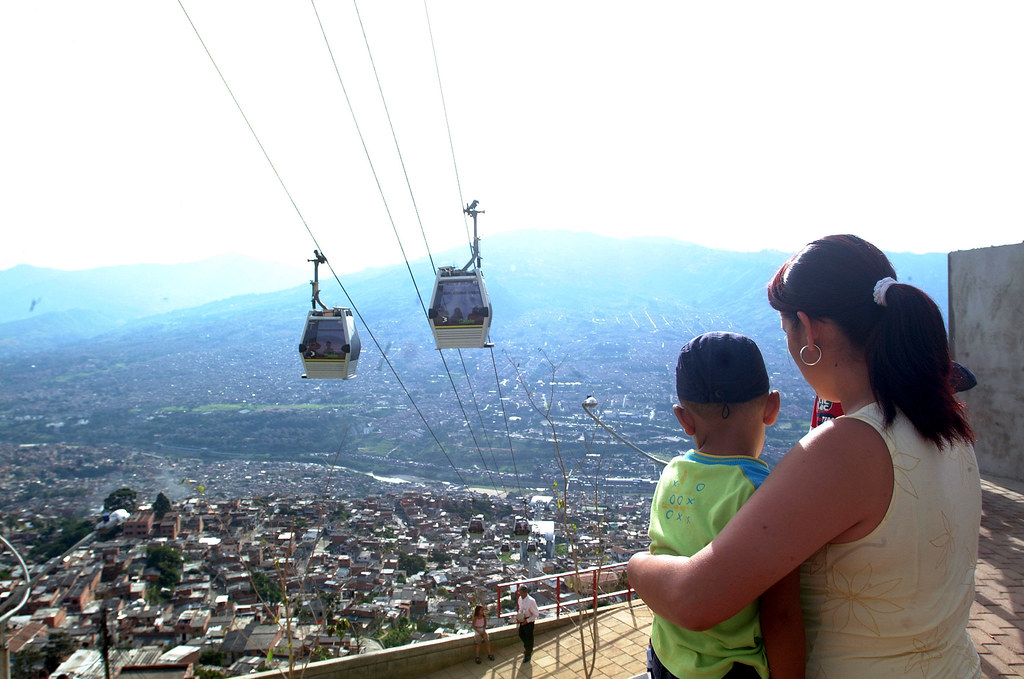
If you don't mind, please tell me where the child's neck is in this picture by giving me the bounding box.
[692,429,762,458]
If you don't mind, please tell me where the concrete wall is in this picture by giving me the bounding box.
[243,614,579,679]
[949,242,1024,482]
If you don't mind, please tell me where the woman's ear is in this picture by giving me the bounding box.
[673,403,697,435]
[796,311,816,348]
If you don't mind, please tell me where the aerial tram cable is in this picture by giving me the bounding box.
[489,345,523,494]
[341,0,502,487]
[349,0,437,274]
[423,0,473,251]
[179,1,468,486]
[311,0,509,491]
[335,1,493,353]
[424,0,520,486]
[176,0,318,249]
[457,347,507,496]
[418,2,494,351]
[313,253,470,487]
[308,0,432,318]
[310,0,506,491]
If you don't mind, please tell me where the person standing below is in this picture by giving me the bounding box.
[645,332,803,679]
[516,585,539,663]
[628,234,981,678]
[471,604,494,664]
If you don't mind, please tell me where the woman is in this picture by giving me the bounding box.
[472,604,494,664]
[629,235,981,678]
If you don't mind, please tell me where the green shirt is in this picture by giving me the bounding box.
[648,450,770,679]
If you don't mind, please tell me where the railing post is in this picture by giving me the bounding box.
[556,575,562,619]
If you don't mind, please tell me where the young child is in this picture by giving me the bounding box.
[645,331,803,679]
[471,604,494,664]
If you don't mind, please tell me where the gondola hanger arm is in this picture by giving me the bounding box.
[462,200,484,271]
[308,250,329,311]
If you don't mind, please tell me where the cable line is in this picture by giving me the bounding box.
[309,0,430,318]
[177,0,321,253]
[313,0,504,490]
[180,0,467,485]
[422,1,522,491]
[458,348,507,495]
[423,0,473,254]
[351,0,436,274]
[489,345,523,494]
[438,350,502,493]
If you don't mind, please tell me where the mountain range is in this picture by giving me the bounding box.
[0,231,949,484]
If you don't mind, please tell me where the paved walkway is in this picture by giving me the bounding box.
[429,475,1024,679]
[972,477,1024,677]
[421,603,653,679]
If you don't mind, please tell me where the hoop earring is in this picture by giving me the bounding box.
[800,344,822,366]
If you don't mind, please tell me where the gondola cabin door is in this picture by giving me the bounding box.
[299,307,361,379]
[427,267,492,349]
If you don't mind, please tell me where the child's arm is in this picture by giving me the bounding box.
[759,566,804,679]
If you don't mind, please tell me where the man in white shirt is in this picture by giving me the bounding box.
[516,585,540,663]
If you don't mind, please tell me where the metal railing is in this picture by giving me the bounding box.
[496,563,633,622]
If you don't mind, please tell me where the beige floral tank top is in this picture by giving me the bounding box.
[800,403,981,679]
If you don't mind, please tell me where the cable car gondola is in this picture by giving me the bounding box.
[298,251,361,379]
[427,200,493,349]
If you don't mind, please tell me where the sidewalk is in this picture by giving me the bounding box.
[427,475,1024,679]
[421,602,653,679]
[972,477,1024,678]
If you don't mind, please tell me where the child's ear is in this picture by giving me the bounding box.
[762,391,781,426]
[673,403,697,435]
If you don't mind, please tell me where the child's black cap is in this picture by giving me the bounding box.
[676,331,769,405]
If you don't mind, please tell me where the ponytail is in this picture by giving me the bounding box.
[768,235,973,447]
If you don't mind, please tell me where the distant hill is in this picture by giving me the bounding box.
[0,231,949,351]
[0,255,305,326]
[0,232,950,482]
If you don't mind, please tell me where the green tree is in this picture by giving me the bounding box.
[397,552,426,575]
[195,669,227,679]
[153,491,172,519]
[379,618,412,649]
[28,518,92,563]
[251,571,283,604]
[199,649,225,666]
[12,646,44,679]
[103,487,137,513]
[145,545,183,598]
[43,632,78,673]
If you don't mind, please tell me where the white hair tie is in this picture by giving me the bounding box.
[873,277,897,306]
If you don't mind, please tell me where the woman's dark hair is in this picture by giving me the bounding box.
[767,234,973,447]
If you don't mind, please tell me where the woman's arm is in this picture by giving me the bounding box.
[760,567,804,679]
[629,417,892,630]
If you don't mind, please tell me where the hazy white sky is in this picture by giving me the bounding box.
[2,1,1022,274]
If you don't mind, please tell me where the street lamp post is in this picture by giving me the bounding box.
[581,396,667,467]
[0,534,31,679]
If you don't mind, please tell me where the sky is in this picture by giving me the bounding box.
[2,1,1022,275]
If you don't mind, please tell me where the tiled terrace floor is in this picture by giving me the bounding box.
[427,475,1024,679]
[972,477,1024,677]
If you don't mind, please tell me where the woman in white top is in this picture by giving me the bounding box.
[629,234,981,678]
